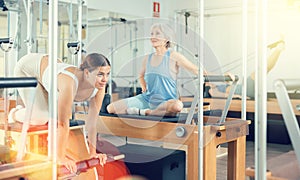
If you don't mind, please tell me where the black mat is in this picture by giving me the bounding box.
[182,101,210,108]
[100,110,222,124]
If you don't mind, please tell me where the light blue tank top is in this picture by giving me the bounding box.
[141,50,177,106]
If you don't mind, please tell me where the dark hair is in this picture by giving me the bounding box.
[80,53,110,72]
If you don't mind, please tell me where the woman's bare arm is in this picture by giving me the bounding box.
[171,51,199,75]
[57,75,76,171]
[86,88,105,155]
[139,57,147,92]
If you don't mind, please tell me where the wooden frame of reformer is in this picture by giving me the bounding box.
[76,113,249,180]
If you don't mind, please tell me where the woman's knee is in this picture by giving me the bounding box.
[106,104,114,114]
[107,99,129,114]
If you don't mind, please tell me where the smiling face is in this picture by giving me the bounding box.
[86,65,111,90]
[150,26,168,48]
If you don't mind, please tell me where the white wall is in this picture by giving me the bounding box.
[87,0,153,18]
[201,0,300,92]
[266,3,300,91]
[168,0,300,92]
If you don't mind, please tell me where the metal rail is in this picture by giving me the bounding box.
[274,79,300,166]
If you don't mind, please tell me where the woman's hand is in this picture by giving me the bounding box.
[58,157,77,174]
[91,153,107,166]
[141,86,147,93]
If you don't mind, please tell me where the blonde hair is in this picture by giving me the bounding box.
[151,23,175,48]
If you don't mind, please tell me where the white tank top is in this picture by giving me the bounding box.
[42,63,78,93]
[42,63,98,101]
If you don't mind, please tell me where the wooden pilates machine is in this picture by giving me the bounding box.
[0,77,53,179]
[74,74,250,180]
[0,78,123,180]
[0,103,249,180]
[0,74,250,180]
[0,80,102,180]
[0,0,91,179]
[76,113,249,180]
[246,79,300,180]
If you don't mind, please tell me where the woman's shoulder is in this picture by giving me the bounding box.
[169,49,182,56]
[58,61,76,67]
[142,53,152,63]
[57,63,78,72]
[169,50,184,60]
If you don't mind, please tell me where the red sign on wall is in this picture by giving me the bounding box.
[153,2,160,17]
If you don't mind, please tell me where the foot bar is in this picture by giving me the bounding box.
[0,38,10,44]
[0,77,37,88]
[204,75,239,82]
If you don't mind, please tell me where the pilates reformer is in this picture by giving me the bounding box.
[200,97,300,116]
[0,105,126,179]
[75,74,249,180]
[0,77,53,180]
[0,78,127,179]
[186,74,239,124]
[246,79,300,180]
[77,110,249,180]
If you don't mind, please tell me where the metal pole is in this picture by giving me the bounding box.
[84,4,88,43]
[198,0,204,179]
[8,3,20,109]
[69,2,73,40]
[3,51,9,147]
[26,0,32,53]
[3,8,17,147]
[22,0,28,15]
[77,0,83,66]
[274,79,300,166]
[255,0,268,179]
[242,0,248,120]
[133,23,138,95]
[39,0,43,35]
[3,13,10,148]
[48,0,58,179]
[108,18,113,100]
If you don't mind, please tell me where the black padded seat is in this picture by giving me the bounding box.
[182,101,210,108]
[100,109,223,124]
[100,112,187,123]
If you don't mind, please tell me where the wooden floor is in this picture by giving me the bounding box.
[217,141,293,180]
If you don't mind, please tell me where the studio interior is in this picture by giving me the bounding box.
[0,0,300,180]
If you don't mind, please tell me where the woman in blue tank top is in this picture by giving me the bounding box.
[107,23,198,116]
